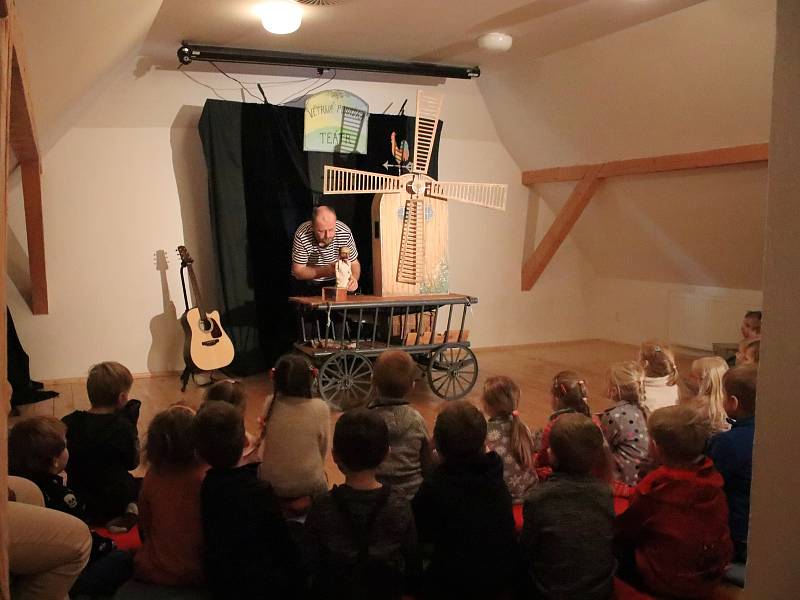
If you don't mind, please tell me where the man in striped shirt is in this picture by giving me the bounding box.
[291,206,360,294]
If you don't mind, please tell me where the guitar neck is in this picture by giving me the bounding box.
[186,264,207,316]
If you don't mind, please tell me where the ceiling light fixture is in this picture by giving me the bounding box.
[477,32,513,53]
[256,1,303,35]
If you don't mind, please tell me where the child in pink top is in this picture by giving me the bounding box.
[134,405,208,586]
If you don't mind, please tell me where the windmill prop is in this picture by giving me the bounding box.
[323,91,507,295]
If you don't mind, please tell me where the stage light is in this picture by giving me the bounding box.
[477,32,513,53]
[257,1,303,35]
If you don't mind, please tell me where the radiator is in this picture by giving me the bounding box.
[667,293,756,350]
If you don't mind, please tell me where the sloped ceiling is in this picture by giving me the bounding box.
[16,0,704,149]
[482,0,775,290]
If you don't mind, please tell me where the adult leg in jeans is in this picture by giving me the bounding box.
[9,502,92,600]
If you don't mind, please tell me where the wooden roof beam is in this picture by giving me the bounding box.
[522,143,769,185]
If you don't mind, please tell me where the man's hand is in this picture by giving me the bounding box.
[347,276,358,292]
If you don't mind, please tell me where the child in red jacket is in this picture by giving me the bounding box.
[615,404,732,598]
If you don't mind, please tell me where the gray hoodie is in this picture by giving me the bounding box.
[368,397,432,501]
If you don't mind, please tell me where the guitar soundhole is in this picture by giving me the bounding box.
[199,319,212,332]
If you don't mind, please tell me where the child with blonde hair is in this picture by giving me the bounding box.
[534,371,591,471]
[639,340,679,412]
[685,356,730,436]
[135,405,208,586]
[735,338,760,366]
[482,376,538,503]
[599,361,650,486]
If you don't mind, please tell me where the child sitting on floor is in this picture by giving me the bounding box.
[367,350,433,501]
[482,375,538,503]
[521,413,615,600]
[534,370,591,472]
[685,356,730,436]
[735,338,760,366]
[615,405,732,598]
[639,340,680,412]
[62,361,141,531]
[304,408,420,600]
[134,405,208,587]
[8,415,133,597]
[599,361,651,486]
[202,379,260,464]
[708,364,757,563]
[258,354,330,506]
[728,310,761,367]
[9,416,85,519]
[412,401,520,599]
[195,402,303,599]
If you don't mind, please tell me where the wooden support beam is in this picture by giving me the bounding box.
[20,159,46,314]
[522,143,769,185]
[0,10,12,599]
[521,165,603,291]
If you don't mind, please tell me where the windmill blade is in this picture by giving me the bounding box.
[413,91,443,175]
[323,165,401,195]
[427,181,508,211]
[397,200,425,285]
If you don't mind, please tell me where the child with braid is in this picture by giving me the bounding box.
[639,340,680,412]
[599,362,651,486]
[482,376,538,504]
[534,371,592,472]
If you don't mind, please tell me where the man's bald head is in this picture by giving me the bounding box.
[312,206,337,246]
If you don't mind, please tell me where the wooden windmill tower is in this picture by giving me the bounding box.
[323,91,507,295]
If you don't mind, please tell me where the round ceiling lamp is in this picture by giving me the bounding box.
[477,32,513,52]
[257,1,303,35]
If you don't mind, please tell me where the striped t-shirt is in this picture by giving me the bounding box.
[291,220,359,282]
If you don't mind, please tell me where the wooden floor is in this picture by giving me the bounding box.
[15,339,694,485]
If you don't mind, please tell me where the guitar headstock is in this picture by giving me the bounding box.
[177,245,194,267]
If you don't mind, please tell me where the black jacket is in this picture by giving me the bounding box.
[201,463,303,599]
[412,451,520,599]
[62,410,139,521]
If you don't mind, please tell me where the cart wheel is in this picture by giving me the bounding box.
[427,343,478,400]
[319,351,373,411]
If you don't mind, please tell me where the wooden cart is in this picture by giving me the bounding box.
[289,294,478,411]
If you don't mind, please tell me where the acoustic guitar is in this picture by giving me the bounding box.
[177,245,235,372]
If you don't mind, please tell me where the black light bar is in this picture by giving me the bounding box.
[177,42,480,80]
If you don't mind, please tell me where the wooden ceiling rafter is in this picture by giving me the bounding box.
[521,143,770,291]
[2,0,46,314]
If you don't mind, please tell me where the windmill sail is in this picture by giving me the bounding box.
[397,200,425,284]
[412,91,443,175]
[334,106,367,154]
[427,181,507,211]
[323,165,401,195]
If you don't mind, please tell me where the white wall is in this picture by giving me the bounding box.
[747,0,800,594]
[8,62,594,379]
[479,0,775,348]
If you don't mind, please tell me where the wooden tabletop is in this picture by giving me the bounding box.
[288,293,477,309]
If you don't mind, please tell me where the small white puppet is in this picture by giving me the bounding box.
[335,246,352,289]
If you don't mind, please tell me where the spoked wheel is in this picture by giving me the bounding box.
[319,351,373,411]
[426,343,479,400]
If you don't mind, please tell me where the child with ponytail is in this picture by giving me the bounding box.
[600,361,651,486]
[482,376,538,503]
[534,371,591,471]
[685,356,730,436]
[257,354,331,503]
[639,340,680,412]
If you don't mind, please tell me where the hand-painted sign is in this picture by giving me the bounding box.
[304,90,369,154]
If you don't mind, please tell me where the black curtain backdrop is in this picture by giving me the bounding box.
[198,99,442,373]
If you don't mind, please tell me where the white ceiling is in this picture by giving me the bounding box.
[16,0,706,148]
